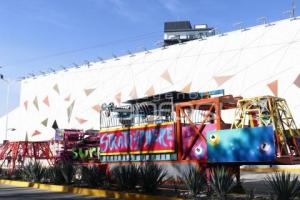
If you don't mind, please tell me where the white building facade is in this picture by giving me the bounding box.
[0,18,300,143]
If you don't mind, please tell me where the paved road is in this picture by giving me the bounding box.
[0,184,114,200]
[241,171,300,194]
[241,172,270,194]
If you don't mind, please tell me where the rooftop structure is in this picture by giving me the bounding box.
[163,21,215,46]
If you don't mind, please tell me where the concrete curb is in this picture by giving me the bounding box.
[0,179,182,200]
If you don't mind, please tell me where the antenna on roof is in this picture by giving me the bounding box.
[161,44,167,50]
[233,22,244,30]
[214,28,225,37]
[283,10,292,18]
[39,71,46,76]
[84,60,91,67]
[18,76,26,81]
[97,57,106,63]
[73,63,80,68]
[127,50,135,57]
[258,17,267,25]
[29,73,36,78]
[49,68,56,73]
[112,54,120,60]
[143,47,151,54]
[292,0,296,18]
[155,40,164,47]
[60,65,68,71]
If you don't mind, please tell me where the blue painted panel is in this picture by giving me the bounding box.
[207,126,276,163]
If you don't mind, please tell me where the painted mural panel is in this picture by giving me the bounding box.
[182,123,216,161]
[207,126,276,162]
[98,123,175,155]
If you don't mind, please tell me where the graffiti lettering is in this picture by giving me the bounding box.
[99,124,175,155]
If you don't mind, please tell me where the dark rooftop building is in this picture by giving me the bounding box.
[164,21,215,46]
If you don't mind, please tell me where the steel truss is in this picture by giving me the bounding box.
[0,141,55,171]
[231,96,300,164]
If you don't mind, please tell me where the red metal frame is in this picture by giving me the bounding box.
[0,141,55,171]
[175,95,239,162]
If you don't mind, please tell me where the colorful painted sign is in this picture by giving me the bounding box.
[207,126,276,162]
[98,123,175,155]
[55,129,64,141]
[182,123,216,161]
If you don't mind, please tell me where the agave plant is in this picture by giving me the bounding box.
[45,164,65,184]
[209,166,235,200]
[59,161,76,185]
[21,161,46,182]
[265,172,299,200]
[139,163,168,193]
[110,164,140,190]
[179,165,206,197]
[245,188,255,200]
[81,165,107,187]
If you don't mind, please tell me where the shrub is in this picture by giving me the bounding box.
[209,166,235,200]
[111,164,140,190]
[21,161,46,182]
[0,168,8,179]
[139,163,168,193]
[265,172,299,200]
[11,168,23,180]
[179,165,206,197]
[81,165,107,187]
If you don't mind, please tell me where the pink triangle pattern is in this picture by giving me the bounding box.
[213,75,234,86]
[75,117,88,125]
[267,80,278,96]
[294,74,300,88]
[43,96,50,107]
[24,101,28,111]
[32,130,42,137]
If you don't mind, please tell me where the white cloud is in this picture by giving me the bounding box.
[158,0,183,13]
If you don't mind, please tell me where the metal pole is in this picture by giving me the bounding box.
[292,0,296,18]
[5,80,10,141]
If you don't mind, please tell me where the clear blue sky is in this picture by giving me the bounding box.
[0,0,295,116]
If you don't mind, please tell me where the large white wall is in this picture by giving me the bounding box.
[1,18,300,141]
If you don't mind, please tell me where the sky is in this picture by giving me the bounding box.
[0,0,296,116]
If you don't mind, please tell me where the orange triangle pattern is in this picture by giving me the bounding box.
[294,74,300,88]
[160,70,173,84]
[145,86,155,96]
[53,84,60,94]
[75,117,88,125]
[130,86,138,99]
[84,88,95,96]
[92,104,101,113]
[213,75,233,86]
[64,94,71,101]
[24,101,28,110]
[115,92,122,104]
[43,96,50,107]
[32,130,41,137]
[267,80,278,96]
[181,82,192,93]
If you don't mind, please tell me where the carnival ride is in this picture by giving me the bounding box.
[0,89,300,175]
